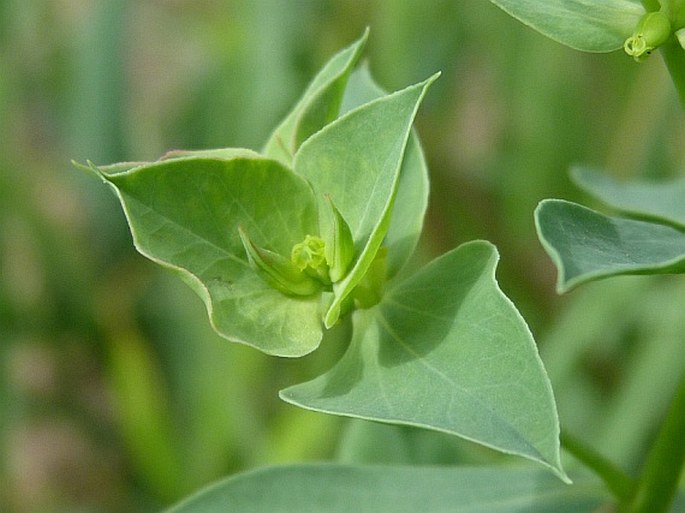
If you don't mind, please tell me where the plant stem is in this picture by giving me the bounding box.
[561,431,634,502]
[625,368,685,513]
[659,39,685,106]
[640,0,660,11]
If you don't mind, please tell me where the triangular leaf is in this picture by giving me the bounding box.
[165,464,602,513]
[94,156,324,357]
[281,241,567,480]
[489,0,644,52]
[572,166,685,229]
[535,199,685,293]
[263,29,368,165]
[384,134,430,278]
[295,74,439,328]
[340,66,431,279]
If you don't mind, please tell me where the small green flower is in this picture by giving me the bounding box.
[291,235,331,285]
[239,226,323,297]
[624,11,671,61]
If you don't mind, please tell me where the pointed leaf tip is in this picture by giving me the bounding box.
[263,28,370,164]
[71,159,101,179]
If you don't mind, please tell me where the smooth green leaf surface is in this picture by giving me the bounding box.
[336,420,472,466]
[95,156,324,357]
[166,464,606,513]
[295,74,438,327]
[263,29,368,165]
[281,241,567,479]
[535,199,685,293]
[661,36,685,106]
[339,64,385,115]
[384,136,429,277]
[341,66,431,279]
[572,167,685,229]
[489,0,644,52]
[341,66,430,279]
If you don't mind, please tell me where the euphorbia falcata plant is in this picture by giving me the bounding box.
[73,0,685,502]
[75,0,685,504]
[76,29,619,511]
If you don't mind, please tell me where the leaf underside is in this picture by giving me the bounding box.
[572,166,685,229]
[165,464,607,513]
[535,199,685,293]
[488,0,644,52]
[281,240,567,480]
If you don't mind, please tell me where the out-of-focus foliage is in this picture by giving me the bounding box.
[1,1,684,512]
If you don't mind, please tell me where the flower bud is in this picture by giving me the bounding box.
[291,235,331,284]
[238,226,321,296]
[323,194,355,283]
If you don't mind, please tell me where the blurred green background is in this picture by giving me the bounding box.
[1,1,684,512]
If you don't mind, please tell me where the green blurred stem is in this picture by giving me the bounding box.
[659,39,685,106]
[560,431,633,501]
[640,0,660,10]
[625,368,685,513]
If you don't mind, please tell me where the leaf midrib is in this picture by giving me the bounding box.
[373,310,544,460]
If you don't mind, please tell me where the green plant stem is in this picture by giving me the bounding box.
[560,431,634,501]
[625,368,685,513]
[659,39,685,106]
[640,0,660,11]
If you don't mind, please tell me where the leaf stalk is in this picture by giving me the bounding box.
[659,39,685,106]
[640,0,661,10]
[624,367,685,512]
[560,431,634,502]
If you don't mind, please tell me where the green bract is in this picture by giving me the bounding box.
[81,153,324,357]
[80,31,566,479]
[536,167,685,292]
[282,241,568,479]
